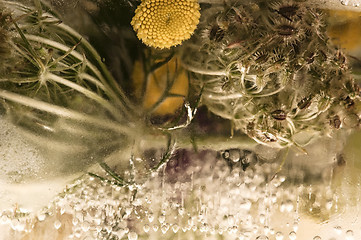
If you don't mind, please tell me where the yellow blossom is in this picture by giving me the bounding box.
[131,0,200,49]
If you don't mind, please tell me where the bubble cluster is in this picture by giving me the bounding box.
[1,140,360,239]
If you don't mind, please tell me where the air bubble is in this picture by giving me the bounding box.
[81,221,90,232]
[313,236,321,240]
[158,214,165,224]
[10,219,25,232]
[148,213,154,223]
[289,231,297,240]
[259,214,265,224]
[280,200,294,212]
[153,224,159,232]
[54,220,62,230]
[326,200,333,210]
[142,224,150,233]
[74,229,82,238]
[128,231,138,240]
[0,215,9,225]
[264,226,270,235]
[229,149,241,163]
[334,226,342,235]
[275,232,284,240]
[255,235,268,240]
[346,230,354,240]
[293,222,299,232]
[178,207,185,216]
[340,0,349,5]
[161,224,169,234]
[60,208,66,215]
[37,213,46,222]
[172,224,180,233]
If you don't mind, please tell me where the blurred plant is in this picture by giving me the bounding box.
[1,0,359,178]
[181,0,361,148]
[326,9,361,52]
[132,51,189,116]
[0,0,201,179]
[0,0,146,170]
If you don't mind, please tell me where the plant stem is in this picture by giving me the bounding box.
[46,73,124,121]
[23,34,134,118]
[0,89,137,136]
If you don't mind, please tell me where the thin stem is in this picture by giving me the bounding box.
[270,147,290,181]
[250,85,286,97]
[0,89,136,135]
[182,63,228,76]
[88,172,125,187]
[77,73,108,92]
[99,162,130,186]
[158,102,193,131]
[56,23,137,113]
[23,34,136,119]
[23,34,103,82]
[204,92,244,100]
[151,134,176,172]
[46,72,124,121]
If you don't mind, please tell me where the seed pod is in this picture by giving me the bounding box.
[336,154,346,167]
[272,18,304,45]
[297,96,312,109]
[253,51,269,64]
[343,96,354,109]
[277,24,297,36]
[329,115,341,129]
[209,24,225,42]
[271,109,287,120]
[278,4,300,20]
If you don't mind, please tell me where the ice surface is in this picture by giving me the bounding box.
[0,117,44,184]
[0,117,79,211]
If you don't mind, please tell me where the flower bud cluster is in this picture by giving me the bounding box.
[181,0,361,147]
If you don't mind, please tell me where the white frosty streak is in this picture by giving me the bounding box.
[0,117,44,184]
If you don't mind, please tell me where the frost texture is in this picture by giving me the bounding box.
[0,117,44,184]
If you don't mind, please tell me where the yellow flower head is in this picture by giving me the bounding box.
[131,0,200,49]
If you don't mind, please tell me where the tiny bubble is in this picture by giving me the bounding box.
[255,235,268,240]
[153,224,159,232]
[128,231,138,240]
[172,224,180,233]
[143,224,150,232]
[275,232,284,240]
[289,231,297,240]
[334,226,342,235]
[54,220,62,230]
[37,213,46,222]
[346,230,354,240]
